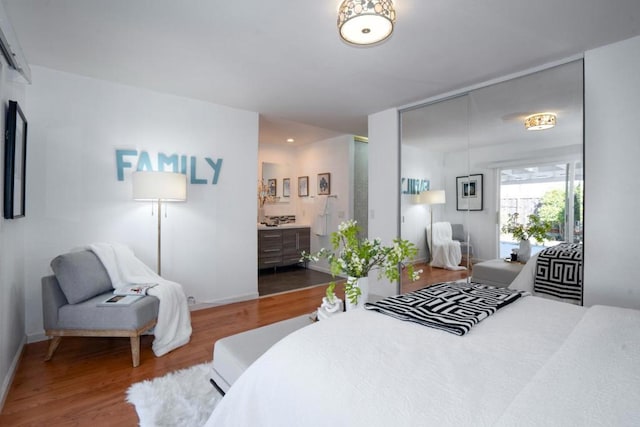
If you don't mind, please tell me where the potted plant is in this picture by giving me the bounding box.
[501,213,551,261]
[302,219,421,310]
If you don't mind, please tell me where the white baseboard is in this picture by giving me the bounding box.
[190,292,259,311]
[0,335,25,413]
[27,331,47,344]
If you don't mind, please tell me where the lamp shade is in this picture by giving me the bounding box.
[420,190,446,205]
[132,171,187,201]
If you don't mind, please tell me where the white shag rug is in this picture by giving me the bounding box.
[126,362,222,427]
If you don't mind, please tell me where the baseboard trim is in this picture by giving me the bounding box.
[190,292,259,311]
[27,331,47,344]
[0,335,25,413]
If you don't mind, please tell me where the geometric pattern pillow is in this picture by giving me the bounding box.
[50,250,112,304]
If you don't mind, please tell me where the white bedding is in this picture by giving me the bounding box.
[204,295,640,427]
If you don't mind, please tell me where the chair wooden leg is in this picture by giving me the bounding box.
[44,336,62,361]
[130,335,140,367]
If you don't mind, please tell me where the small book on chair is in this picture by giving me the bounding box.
[113,284,158,296]
[97,295,143,307]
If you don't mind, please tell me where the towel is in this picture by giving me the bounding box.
[314,196,329,236]
[89,242,192,357]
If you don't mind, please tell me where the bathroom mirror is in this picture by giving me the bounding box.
[261,161,291,203]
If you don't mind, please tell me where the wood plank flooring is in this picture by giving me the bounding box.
[0,266,468,426]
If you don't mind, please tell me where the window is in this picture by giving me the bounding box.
[499,162,583,258]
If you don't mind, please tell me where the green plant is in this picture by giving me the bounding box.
[501,213,551,244]
[301,219,421,305]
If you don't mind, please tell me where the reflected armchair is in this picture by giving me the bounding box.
[425,222,472,270]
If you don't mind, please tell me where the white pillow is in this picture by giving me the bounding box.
[508,252,539,293]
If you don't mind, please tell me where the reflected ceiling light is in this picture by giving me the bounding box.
[524,112,557,131]
[286,138,295,143]
[337,0,396,46]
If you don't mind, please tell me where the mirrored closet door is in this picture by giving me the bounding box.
[399,60,584,296]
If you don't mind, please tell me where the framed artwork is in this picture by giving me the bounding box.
[298,176,309,197]
[267,179,276,196]
[456,174,483,211]
[317,172,331,195]
[282,178,290,197]
[4,100,27,219]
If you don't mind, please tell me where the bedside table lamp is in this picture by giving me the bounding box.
[132,171,187,275]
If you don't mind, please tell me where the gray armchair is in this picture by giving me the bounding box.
[451,223,474,261]
[42,250,159,367]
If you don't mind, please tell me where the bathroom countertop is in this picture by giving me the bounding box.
[257,223,310,230]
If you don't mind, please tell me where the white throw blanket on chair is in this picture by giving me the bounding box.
[89,242,192,357]
[427,222,466,271]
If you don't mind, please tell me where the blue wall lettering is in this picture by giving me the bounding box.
[401,178,430,195]
[115,149,138,181]
[116,149,223,185]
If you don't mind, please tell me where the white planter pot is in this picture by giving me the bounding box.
[345,277,369,310]
[518,239,532,262]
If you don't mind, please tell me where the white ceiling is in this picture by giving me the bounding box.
[402,60,584,152]
[3,0,640,144]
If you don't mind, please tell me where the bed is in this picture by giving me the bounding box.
[205,282,640,426]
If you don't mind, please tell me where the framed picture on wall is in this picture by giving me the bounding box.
[282,178,290,197]
[298,176,309,197]
[4,100,27,219]
[317,172,331,195]
[456,174,483,211]
[268,179,277,196]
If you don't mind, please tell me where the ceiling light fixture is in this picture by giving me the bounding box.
[337,0,396,46]
[286,138,294,143]
[524,112,557,131]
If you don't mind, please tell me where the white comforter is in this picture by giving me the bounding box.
[89,243,192,357]
[205,296,640,426]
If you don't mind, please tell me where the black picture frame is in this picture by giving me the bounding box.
[317,172,331,195]
[267,178,277,196]
[4,100,27,219]
[456,174,483,211]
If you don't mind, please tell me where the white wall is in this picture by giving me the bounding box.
[23,67,259,339]
[368,109,400,297]
[584,35,640,309]
[400,144,446,261]
[0,62,27,410]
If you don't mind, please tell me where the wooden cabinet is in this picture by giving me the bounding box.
[258,227,310,269]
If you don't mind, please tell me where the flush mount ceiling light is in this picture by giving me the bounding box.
[337,0,396,46]
[524,112,557,131]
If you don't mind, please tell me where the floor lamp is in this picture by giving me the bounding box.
[420,190,446,263]
[132,171,187,276]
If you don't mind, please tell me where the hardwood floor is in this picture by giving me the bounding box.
[0,266,468,426]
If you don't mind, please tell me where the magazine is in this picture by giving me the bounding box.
[113,283,158,296]
[97,295,143,307]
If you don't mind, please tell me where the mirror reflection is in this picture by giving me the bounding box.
[261,161,291,204]
[400,60,584,297]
